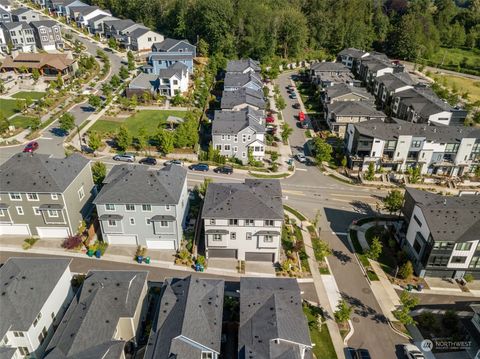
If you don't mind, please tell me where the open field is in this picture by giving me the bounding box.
[424,47,480,76]
[430,73,480,103]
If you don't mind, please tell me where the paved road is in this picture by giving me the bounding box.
[401,60,480,81]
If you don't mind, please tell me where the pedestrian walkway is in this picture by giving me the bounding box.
[369,260,401,322]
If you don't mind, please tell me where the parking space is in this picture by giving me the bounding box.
[207,258,238,274]
[244,261,276,276]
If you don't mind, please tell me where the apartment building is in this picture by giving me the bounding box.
[220,87,266,111]
[321,82,373,106]
[30,20,63,51]
[309,61,353,88]
[0,22,36,52]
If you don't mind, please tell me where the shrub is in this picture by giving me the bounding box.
[95,241,108,255]
[463,273,474,283]
[62,234,83,250]
[135,245,147,258]
[196,255,206,266]
[398,260,414,280]
[334,300,352,323]
[22,237,39,250]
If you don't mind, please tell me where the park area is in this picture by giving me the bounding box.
[11,91,46,101]
[0,91,45,118]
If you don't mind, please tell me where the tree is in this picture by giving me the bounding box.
[334,300,352,323]
[116,125,131,151]
[129,95,138,109]
[197,38,209,56]
[59,113,75,133]
[156,129,175,154]
[270,151,279,163]
[366,236,382,261]
[393,290,419,325]
[127,51,135,71]
[174,114,198,148]
[56,74,64,89]
[277,7,308,58]
[110,74,121,88]
[365,162,375,181]
[136,127,148,153]
[316,240,332,261]
[91,161,106,186]
[88,131,102,154]
[196,177,212,198]
[0,116,10,133]
[398,260,414,280]
[142,91,151,104]
[280,123,292,144]
[312,137,332,165]
[382,189,404,215]
[30,117,41,131]
[119,66,129,80]
[101,83,113,96]
[88,95,102,109]
[407,166,421,184]
[32,68,40,82]
[15,99,25,113]
[276,95,286,111]
[108,37,118,50]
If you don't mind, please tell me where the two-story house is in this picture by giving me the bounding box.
[30,20,63,51]
[212,108,265,163]
[321,83,373,107]
[44,270,148,358]
[238,278,313,359]
[202,179,284,262]
[220,87,265,111]
[145,51,194,74]
[372,72,414,111]
[11,7,39,22]
[0,258,74,359]
[337,47,369,69]
[0,7,12,23]
[224,72,263,92]
[125,27,163,52]
[309,61,353,88]
[151,38,196,58]
[400,188,480,279]
[69,5,111,29]
[0,22,36,52]
[86,14,117,35]
[51,0,88,18]
[226,58,261,74]
[0,153,94,238]
[344,119,480,176]
[94,164,189,250]
[145,276,224,359]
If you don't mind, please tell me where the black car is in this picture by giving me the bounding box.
[139,157,157,165]
[189,163,209,171]
[214,165,233,174]
[292,103,301,109]
[355,349,371,359]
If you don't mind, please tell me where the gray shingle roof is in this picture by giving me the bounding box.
[1,21,28,30]
[238,278,312,359]
[144,276,224,359]
[310,61,350,73]
[376,72,414,92]
[396,86,453,117]
[151,38,191,52]
[338,48,367,58]
[202,179,283,220]
[148,52,193,61]
[224,72,262,89]
[128,27,150,38]
[93,164,187,205]
[45,270,147,359]
[212,109,264,135]
[69,5,106,15]
[11,7,33,15]
[361,56,392,72]
[226,58,261,73]
[0,258,72,339]
[404,188,480,243]
[30,20,59,28]
[103,19,135,31]
[221,87,266,109]
[128,72,157,89]
[0,153,90,193]
[0,347,16,359]
[328,101,386,117]
[324,83,372,101]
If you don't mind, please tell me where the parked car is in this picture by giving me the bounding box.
[295,153,307,163]
[189,163,209,171]
[354,349,371,359]
[214,165,233,174]
[266,124,277,135]
[298,119,312,129]
[403,344,425,359]
[139,157,157,165]
[23,141,39,153]
[266,116,275,123]
[292,103,301,109]
[164,159,183,166]
[113,153,135,162]
[289,92,297,99]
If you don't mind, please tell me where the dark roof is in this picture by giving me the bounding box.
[69,5,105,15]
[0,347,16,359]
[94,164,187,205]
[0,153,90,193]
[224,72,262,89]
[324,83,372,101]
[1,21,30,30]
[376,72,414,92]
[338,48,367,58]
[103,19,135,31]
[151,38,192,52]
[226,58,261,73]
[11,7,33,15]
[328,101,386,117]
[238,278,312,359]
[30,20,59,28]
[310,61,350,73]
[361,56,392,72]
[128,72,157,89]
[144,276,224,359]
[128,27,150,38]
[395,87,453,117]
[148,52,193,61]
[45,270,147,359]
[404,188,480,243]
[212,108,264,135]
[202,179,283,220]
[0,258,71,339]
[220,87,265,109]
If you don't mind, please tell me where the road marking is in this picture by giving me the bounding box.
[332,232,348,236]
[283,190,305,196]
[39,137,53,140]
[296,168,308,171]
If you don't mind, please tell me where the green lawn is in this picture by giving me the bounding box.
[0,98,21,118]
[303,303,337,359]
[89,110,188,138]
[11,91,46,101]
[283,205,307,221]
[9,115,38,130]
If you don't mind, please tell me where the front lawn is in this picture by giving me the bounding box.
[0,98,20,118]
[89,110,188,138]
[303,302,337,359]
[11,91,46,101]
[10,115,38,130]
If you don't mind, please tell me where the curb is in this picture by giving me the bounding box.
[344,319,355,344]
[388,319,412,340]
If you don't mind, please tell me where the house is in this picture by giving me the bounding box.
[0,153,94,238]
[94,164,189,250]
[125,27,163,52]
[212,108,265,163]
[30,20,64,51]
[226,58,261,74]
[32,0,47,8]
[0,7,11,23]
[224,71,263,92]
[220,87,266,111]
[0,258,74,359]
[69,5,111,28]
[325,101,387,138]
[146,51,194,74]
[11,7,40,22]
[86,14,117,35]
[309,61,353,87]
[400,188,480,279]
[337,47,369,69]
[321,83,373,106]
[0,52,78,78]
[44,270,148,358]
[238,278,313,359]
[0,0,12,12]
[0,22,36,52]
[151,37,196,57]
[202,179,283,262]
[144,276,224,359]
[373,72,415,110]
[344,119,480,175]
[102,18,137,38]
[0,27,7,53]
[50,0,87,17]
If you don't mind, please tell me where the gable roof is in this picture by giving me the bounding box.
[238,278,312,359]
[221,87,266,109]
[310,61,350,73]
[148,52,194,61]
[93,164,187,205]
[103,18,136,31]
[151,38,193,52]
[30,20,59,28]
[324,83,372,101]
[144,276,224,359]
[69,5,107,16]
[0,153,89,193]
[202,179,283,220]
[226,58,261,73]
[11,7,34,15]
[212,109,264,135]
[338,48,368,58]
[376,72,414,92]
[395,86,453,117]
[45,270,147,359]
[327,101,386,118]
[1,21,30,30]
[128,72,158,89]
[128,27,151,38]
[224,72,262,89]
[0,258,71,339]
[0,53,76,71]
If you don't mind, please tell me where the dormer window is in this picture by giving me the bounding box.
[201,352,213,359]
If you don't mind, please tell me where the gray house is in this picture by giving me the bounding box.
[0,22,36,52]
[11,7,40,22]
[238,278,313,359]
[151,37,196,57]
[224,71,263,92]
[30,20,63,51]
[145,276,224,359]
[0,7,11,23]
[94,164,189,250]
[0,153,94,238]
[321,83,373,106]
[309,61,353,87]
[226,58,261,74]
[45,270,148,358]
[202,179,284,262]
[220,87,265,111]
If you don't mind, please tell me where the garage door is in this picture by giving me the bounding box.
[245,252,275,262]
[106,234,137,245]
[0,224,30,236]
[36,227,70,238]
[146,240,175,250]
[208,249,237,259]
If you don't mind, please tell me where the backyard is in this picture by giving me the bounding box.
[11,91,46,101]
[303,302,337,359]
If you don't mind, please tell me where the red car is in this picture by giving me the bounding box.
[23,141,39,153]
[266,116,275,123]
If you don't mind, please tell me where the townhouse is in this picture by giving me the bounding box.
[30,20,63,51]
[321,82,373,106]
[309,61,353,88]
[0,258,74,359]
[0,7,11,23]
[345,119,480,175]
[11,7,39,23]
[86,13,116,35]
[0,153,94,238]
[0,26,7,53]
[145,276,224,359]
[0,52,78,79]
[151,38,197,57]
[202,179,284,262]
[69,5,111,28]
[238,278,313,359]
[225,58,261,74]
[400,188,480,279]
[220,87,266,111]
[212,108,265,163]
[358,54,405,89]
[0,22,36,52]
[373,72,415,110]
[223,71,263,92]
[50,0,88,18]
[94,164,189,250]
[45,270,148,358]
[337,47,370,69]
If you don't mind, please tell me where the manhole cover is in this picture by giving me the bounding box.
[352,317,360,323]
[362,288,371,294]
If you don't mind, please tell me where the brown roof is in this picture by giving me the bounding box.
[0,53,75,71]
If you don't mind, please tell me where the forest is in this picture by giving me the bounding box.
[90,0,479,68]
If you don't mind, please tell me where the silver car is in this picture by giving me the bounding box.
[296,153,307,163]
[113,154,135,162]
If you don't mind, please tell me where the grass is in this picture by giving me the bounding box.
[9,115,38,130]
[308,225,325,262]
[0,98,20,118]
[423,47,480,76]
[364,224,400,275]
[430,73,480,103]
[303,303,337,359]
[295,81,321,113]
[248,172,289,178]
[11,91,46,101]
[89,110,188,138]
[294,225,310,273]
[283,205,306,221]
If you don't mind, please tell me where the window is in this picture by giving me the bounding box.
[142,204,151,212]
[234,146,238,152]
[105,204,115,211]
[221,135,225,140]
[159,221,168,227]
[26,193,39,201]
[129,218,135,225]
[246,232,252,240]
[469,256,480,269]
[245,219,254,226]
[108,220,116,227]
[413,215,422,227]
[451,256,467,264]
[9,193,21,201]
[413,239,422,254]
[16,206,24,215]
[78,186,85,200]
[225,144,231,151]
[38,327,48,344]
[18,348,29,356]
[455,242,472,251]
[264,235,273,243]
[209,219,215,225]
[51,193,58,200]
[13,332,24,337]
[229,219,238,226]
[411,140,422,148]
[265,220,274,226]
[125,204,135,211]
[146,218,152,225]
[242,135,247,142]
[201,352,213,359]
[48,210,59,217]
[212,234,222,241]
[227,135,231,140]
[33,312,42,327]
[433,241,454,250]
[429,256,449,267]
[230,232,236,240]
[215,145,222,150]
[242,152,246,158]
[33,207,41,216]
[233,135,238,142]
[51,312,55,320]
[165,205,170,210]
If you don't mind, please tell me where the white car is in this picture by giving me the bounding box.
[296,153,307,163]
[403,344,425,359]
